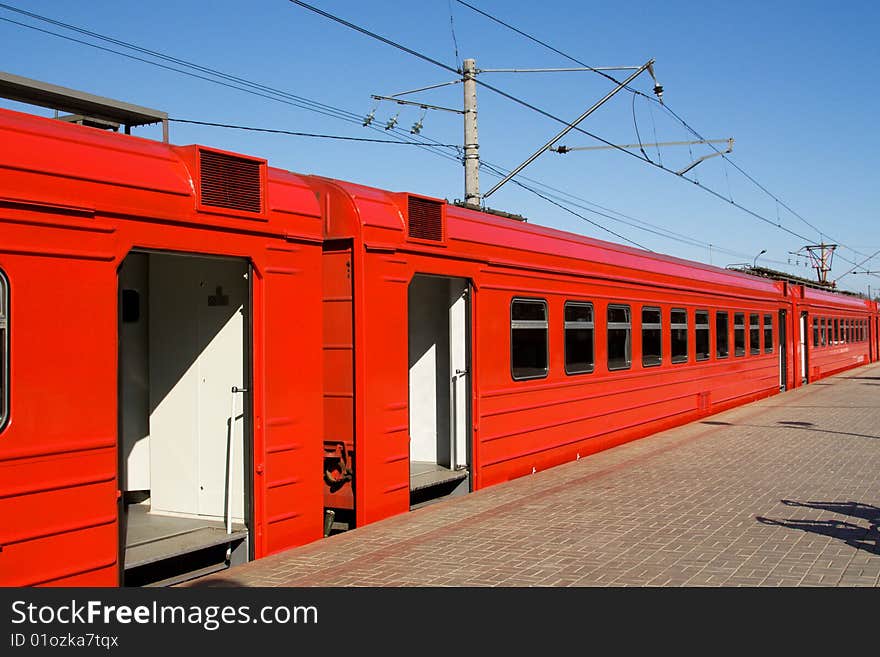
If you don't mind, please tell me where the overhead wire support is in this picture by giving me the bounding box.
[553,138,733,153]
[289,1,876,282]
[552,138,734,175]
[168,118,461,146]
[371,94,464,114]
[386,80,462,97]
[482,60,654,200]
[479,66,642,73]
[453,0,877,272]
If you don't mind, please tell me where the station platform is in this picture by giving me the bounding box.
[188,362,880,587]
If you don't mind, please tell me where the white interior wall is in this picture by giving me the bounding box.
[408,276,451,464]
[147,254,246,521]
[449,280,469,470]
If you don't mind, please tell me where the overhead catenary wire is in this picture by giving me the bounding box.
[0,15,360,125]
[0,5,465,165]
[169,118,460,146]
[479,161,651,251]
[290,1,846,251]
[447,0,461,70]
[2,2,868,282]
[0,0,836,268]
[453,0,874,270]
[0,3,362,123]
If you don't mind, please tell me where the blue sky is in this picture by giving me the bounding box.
[1,1,878,294]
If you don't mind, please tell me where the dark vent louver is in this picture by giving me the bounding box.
[407,196,443,241]
[199,150,263,213]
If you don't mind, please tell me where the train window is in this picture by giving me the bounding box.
[715,311,729,358]
[671,308,688,364]
[734,313,746,356]
[834,318,839,344]
[820,318,826,346]
[749,314,760,355]
[763,314,773,353]
[0,270,6,430]
[812,318,819,347]
[607,305,632,371]
[511,298,548,380]
[642,306,662,367]
[564,302,594,375]
[695,310,710,361]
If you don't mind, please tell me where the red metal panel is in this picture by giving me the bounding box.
[0,251,118,586]
[260,249,324,556]
[357,252,410,524]
[322,247,355,512]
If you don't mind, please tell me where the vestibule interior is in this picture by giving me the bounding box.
[408,275,470,507]
[118,251,249,585]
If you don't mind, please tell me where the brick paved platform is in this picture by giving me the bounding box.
[189,363,880,587]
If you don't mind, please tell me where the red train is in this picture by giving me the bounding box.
[1,106,877,586]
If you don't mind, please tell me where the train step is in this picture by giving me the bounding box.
[123,506,248,586]
[410,463,469,509]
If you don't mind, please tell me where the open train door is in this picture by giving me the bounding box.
[118,251,252,586]
[408,275,472,508]
[778,309,788,390]
[799,311,809,384]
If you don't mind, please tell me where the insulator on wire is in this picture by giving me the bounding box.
[653,84,664,103]
[384,113,399,131]
[410,108,426,134]
[362,108,376,127]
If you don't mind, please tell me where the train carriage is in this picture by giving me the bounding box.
[315,185,799,525]
[1,103,878,587]
[791,285,874,383]
[0,107,325,585]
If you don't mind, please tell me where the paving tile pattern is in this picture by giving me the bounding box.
[190,365,880,587]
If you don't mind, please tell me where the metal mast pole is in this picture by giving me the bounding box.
[463,58,480,206]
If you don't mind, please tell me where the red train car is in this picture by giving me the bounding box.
[1,104,877,586]
[315,183,797,526]
[0,107,325,585]
[791,285,874,382]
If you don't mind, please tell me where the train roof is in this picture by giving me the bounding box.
[0,107,322,239]
[322,177,786,298]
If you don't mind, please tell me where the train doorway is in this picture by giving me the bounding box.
[407,275,472,508]
[799,311,808,384]
[778,309,788,390]
[118,251,251,586]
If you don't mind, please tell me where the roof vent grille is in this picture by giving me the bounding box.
[199,149,263,214]
[407,196,444,241]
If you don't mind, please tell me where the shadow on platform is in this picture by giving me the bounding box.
[756,500,880,557]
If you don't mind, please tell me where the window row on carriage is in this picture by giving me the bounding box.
[510,297,777,381]
[811,315,868,348]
